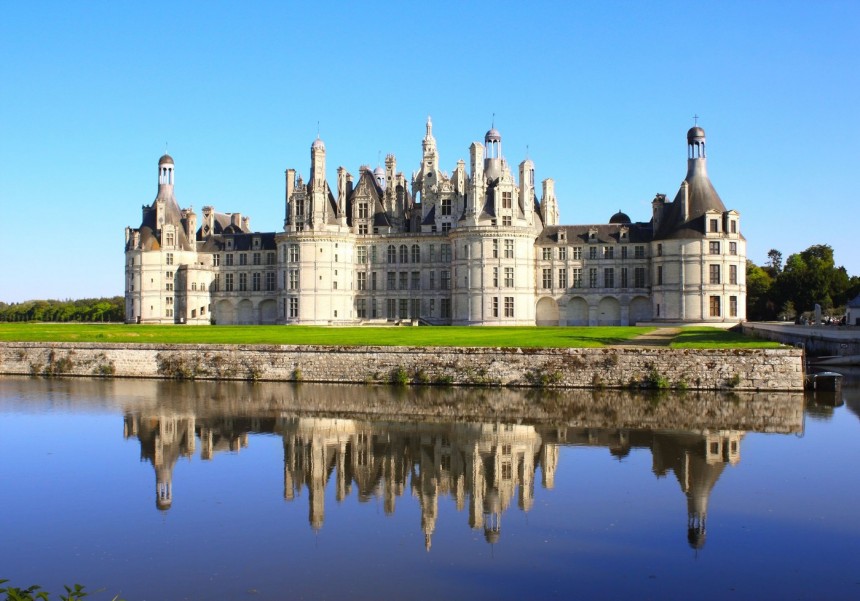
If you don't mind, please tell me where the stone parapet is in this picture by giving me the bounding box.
[0,342,804,391]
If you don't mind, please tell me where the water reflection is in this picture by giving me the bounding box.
[105,379,805,551]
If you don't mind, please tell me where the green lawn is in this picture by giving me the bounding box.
[0,323,654,348]
[669,326,783,349]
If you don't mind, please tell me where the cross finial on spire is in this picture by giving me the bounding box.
[526,144,530,159]
[316,121,320,139]
[693,114,699,126]
[492,112,495,128]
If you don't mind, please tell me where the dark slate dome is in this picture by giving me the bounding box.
[158,154,174,165]
[609,209,631,224]
[687,126,706,142]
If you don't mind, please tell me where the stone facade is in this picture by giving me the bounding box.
[124,121,746,325]
[0,342,805,391]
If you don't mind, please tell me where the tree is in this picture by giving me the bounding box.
[766,248,783,275]
[746,260,775,320]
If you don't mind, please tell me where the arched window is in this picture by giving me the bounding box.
[411,244,420,263]
[387,245,396,263]
[399,245,408,263]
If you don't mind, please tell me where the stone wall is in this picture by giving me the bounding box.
[0,342,804,391]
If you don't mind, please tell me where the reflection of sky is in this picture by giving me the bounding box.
[1,381,858,600]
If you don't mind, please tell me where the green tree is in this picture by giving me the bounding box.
[746,260,775,320]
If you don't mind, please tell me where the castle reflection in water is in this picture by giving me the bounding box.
[124,412,743,550]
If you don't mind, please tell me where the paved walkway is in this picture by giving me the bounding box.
[614,327,682,347]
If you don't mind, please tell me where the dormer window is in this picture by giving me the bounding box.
[226,239,234,250]
[709,219,719,233]
[253,237,261,249]
[558,231,566,243]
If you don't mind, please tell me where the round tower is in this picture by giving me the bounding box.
[484,127,502,180]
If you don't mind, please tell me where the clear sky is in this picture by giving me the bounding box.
[1,1,858,302]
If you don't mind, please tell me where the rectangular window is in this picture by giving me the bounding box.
[411,271,420,290]
[358,223,368,235]
[357,272,367,290]
[165,296,173,305]
[165,232,174,247]
[573,246,582,260]
[399,299,409,319]
[289,245,299,262]
[165,282,173,291]
[441,244,452,262]
[289,270,298,290]
[710,264,721,284]
[399,272,408,290]
[657,244,662,257]
[589,246,598,260]
[429,244,436,262]
[504,267,514,287]
[709,241,720,255]
[387,272,396,290]
[634,267,646,288]
[492,239,499,258]
[253,252,261,265]
[542,268,552,289]
[266,272,275,291]
[573,268,582,288]
[356,298,367,318]
[621,267,628,288]
[213,254,221,267]
[621,246,628,259]
[412,245,421,263]
[441,197,452,216]
[657,266,663,285]
[252,272,261,291]
[504,297,514,318]
[542,247,552,261]
[358,202,369,219]
[558,268,568,288]
[371,298,378,318]
[289,298,299,318]
[441,222,451,232]
[504,239,514,258]
[441,299,452,319]
[603,246,614,259]
[492,297,499,318]
[730,296,738,317]
[502,191,512,209]
[386,299,396,319]
[604,268,614,288]
[730,264,738,285]
[357,246,368,264]
[225,273,234,291]
[559,247,568,261]
[166,253,174,266]
[239,273,247,291]
[493,267,499,287]
[429,271,435,290]
[710,219,719,233]
[225,253,234,266]
[730,242,737,255]
[502,216,511,226]
[441,270,451,290]
[589,268,598,288]
[410,299,420,319]
[634,245,645,259]
[710,295,721,317]
[239,253,248,266]
[213,274,220,291]
[730,220,737,234]
[267,252,275,265]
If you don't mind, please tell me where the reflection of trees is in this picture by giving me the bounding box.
[124,410,748,551]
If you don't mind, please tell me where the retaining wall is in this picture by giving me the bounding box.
[0,342,805,391]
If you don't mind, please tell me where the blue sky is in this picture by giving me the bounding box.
[1,1,858,302]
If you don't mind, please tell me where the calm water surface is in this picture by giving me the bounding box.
[1,376,859,601]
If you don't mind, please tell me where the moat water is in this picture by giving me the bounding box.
[1,375,859,601]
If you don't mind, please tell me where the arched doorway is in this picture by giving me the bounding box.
[535,297,560,326]
[629,296,652,324]
[259,299,277,325]
[237,299,254,325]
[215,300,235,325]
[565,297,589,326]
[598,297,621,326]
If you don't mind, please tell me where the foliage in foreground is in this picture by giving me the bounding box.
[0,580,123,601]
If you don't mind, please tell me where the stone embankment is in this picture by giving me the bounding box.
[0,342,804,391]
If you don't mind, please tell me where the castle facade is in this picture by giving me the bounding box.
[124,121,746,326]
